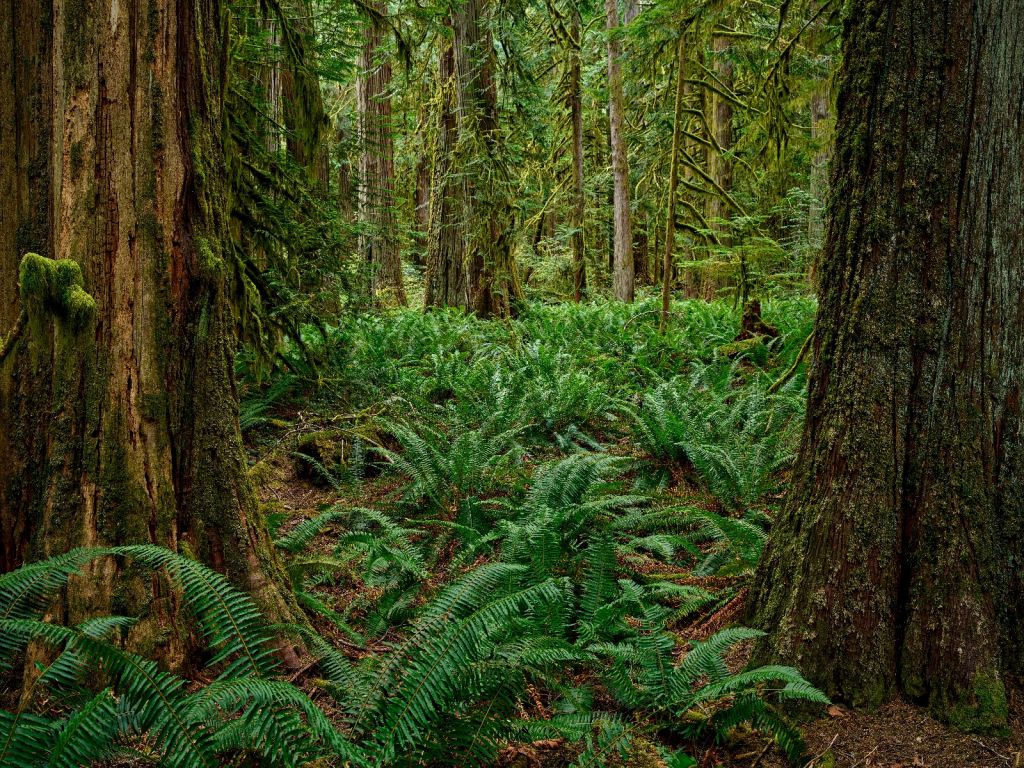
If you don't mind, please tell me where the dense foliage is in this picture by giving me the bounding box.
[0,298,828,766]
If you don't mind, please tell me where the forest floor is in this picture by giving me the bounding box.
[255,444,1024,768]
[758,696,1024,768]
[242,298,1021,768]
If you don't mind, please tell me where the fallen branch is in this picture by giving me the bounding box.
[768,331,813,394]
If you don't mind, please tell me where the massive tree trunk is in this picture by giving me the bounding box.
[604,0,633,302]
[424,45,467,309]
[749,0,1024,731]
[358,0,406,305]
[0,0,298,638]
[451,0,523,318]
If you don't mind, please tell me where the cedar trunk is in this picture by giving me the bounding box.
[358,0,406,305]
[452,0,523,317]
[424,46,467,309]
[749,0,1024,731]
[0,0,298,636]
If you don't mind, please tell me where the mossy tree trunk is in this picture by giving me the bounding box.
[0,0,299,643]
[357,0,406,306]
[749,0,1024,731]
[424,45,468,310]
[568,5,587,301]
[703,34,733,300]
[605,0,633,302]
[452,0,523,318]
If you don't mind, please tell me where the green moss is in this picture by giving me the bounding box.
[195,236,223,278]
[716,335,768,363]
[941,670,1008,735]
[18,253,96,332]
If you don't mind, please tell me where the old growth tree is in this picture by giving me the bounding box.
[750,0,1024,731]
[0,0,298,637]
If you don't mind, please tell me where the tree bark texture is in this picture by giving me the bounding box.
[604,0,633,302]
[750,0,1024,731]
[452,0,523,317]
[424,45,468,309]
[568,7,587,301]
[0,0,299,636]
[358,0,406,305]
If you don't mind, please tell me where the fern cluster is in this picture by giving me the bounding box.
[0,298,824,767]
[0,547,357,768]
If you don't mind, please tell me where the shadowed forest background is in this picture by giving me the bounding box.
[1,0,1022,766]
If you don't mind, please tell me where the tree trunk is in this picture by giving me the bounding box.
[424,45,467,309]
[450,0,522,318]
[358,0,406,306]
[568,7,587,302]
[633,214,650,285]
[659,31,686,334]
[807,85,830,283]
[412,151,431,266]
[749,0,1024,732]
[703,34,733,300]
[0,0,299,641]
[605,0,633,302]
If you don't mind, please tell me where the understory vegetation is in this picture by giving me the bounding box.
[1,297,827,767]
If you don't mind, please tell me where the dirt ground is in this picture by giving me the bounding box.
[751,694,1024,768]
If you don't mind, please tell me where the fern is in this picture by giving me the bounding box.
[0,548,357,768]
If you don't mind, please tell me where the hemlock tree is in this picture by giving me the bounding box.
[0,0,299,637]
[750,0,1023,731]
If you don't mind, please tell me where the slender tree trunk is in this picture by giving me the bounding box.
[412,151,431,266]
[605,0,633,302]
[659,31,686,334]
[750,0,1024,731]
[807,85,830,284]
[569,8,587,301]
[0,0,299,641]
[703,34,733,300]
[424,46,467,309]
[358,0,406,305]
[633,214,650,285]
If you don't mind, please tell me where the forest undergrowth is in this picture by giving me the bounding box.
[0,296,829,767]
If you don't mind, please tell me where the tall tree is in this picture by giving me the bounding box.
[358,0,407,305]
[704,34,733,299]
[659,30,687,334]
[750,0,1024,730]
[568,5,587,301]
[424,45,468,309]
[452,0,524,317]
[604,0,634,301]
[0,0,299,636]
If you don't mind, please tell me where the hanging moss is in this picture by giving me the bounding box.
[18,252,96,333]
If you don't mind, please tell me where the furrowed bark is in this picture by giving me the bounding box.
[0,0,300,652]
[750,0,1024,732]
